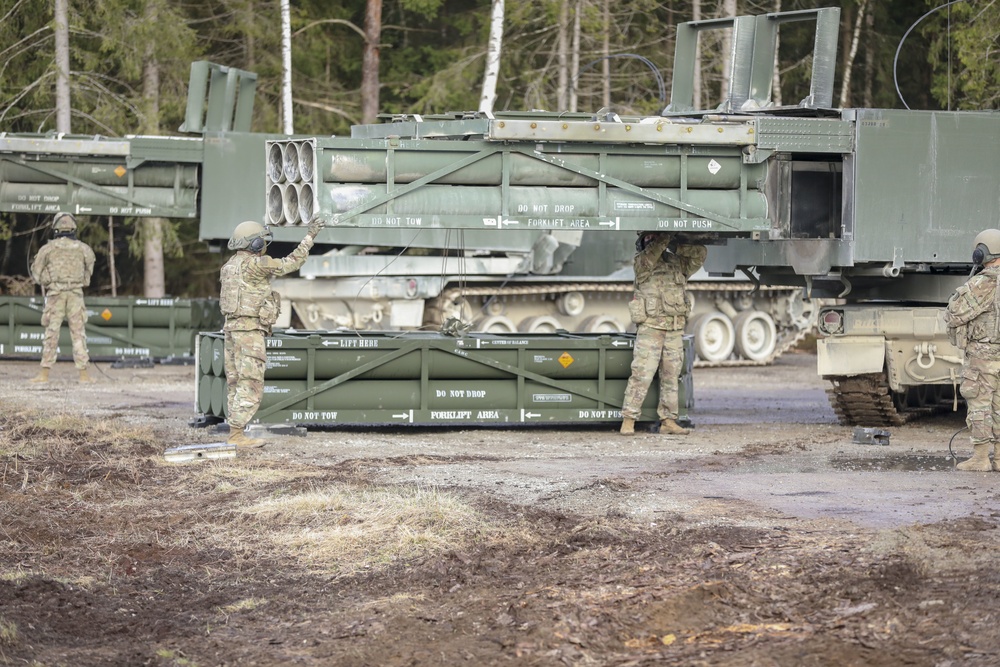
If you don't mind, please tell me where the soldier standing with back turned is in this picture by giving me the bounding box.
[29,212,96,384]
[620,232,707,436]
[944,228,1000,472]
[220,218,323,448]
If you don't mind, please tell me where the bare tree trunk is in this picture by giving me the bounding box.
[245,3,257,71]
[692,0,702,109]
[108,218,117,297]
[557,0,569,110]
[720,0,737,104]
[142,218,165,297]
[863,7,875,107]
[142,3,166,298]
[839,0,868,108]
[569,0,580,112]
[479,0,504,113]
[361,0,383,124]
[772,0,782,106]
[281,0,293,133]
[54,0,71,132]
[601,0,610,109]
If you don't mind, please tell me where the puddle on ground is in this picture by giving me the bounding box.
[829,453,959,472]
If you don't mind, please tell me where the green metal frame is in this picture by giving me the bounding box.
[665,7,841,113]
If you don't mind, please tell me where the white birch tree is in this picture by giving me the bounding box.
[692,0,702,108]
[569,0,580,112]
[772,0,782,106]
[54,0,70,132]
[281,0,293,133]
[479,0,504,113]
[557,0,569,110]
[839,0,868,108]
[720,0,737,104]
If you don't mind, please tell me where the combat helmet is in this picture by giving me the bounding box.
[228,220,273,252]
[972,229,1000,266]
[52,212,77,233]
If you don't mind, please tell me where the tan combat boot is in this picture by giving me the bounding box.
[227,428,265,449]
[78,367,93,383]
[659,419,690,436]
[29,368,50,384]
[956,443,993,471]
[619,418,635,435]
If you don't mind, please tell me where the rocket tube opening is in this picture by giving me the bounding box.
[282,142,300,183]
[297,183,315,223]
[282,182,300,224]
[267,143,285,183]
[298,141,315,183]
[267,184,285,225]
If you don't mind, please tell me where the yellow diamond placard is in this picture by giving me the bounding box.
[101,308,113,321]
[558,352,574,368]
[114,165,126,178]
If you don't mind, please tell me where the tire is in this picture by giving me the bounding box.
[690,311,735,363]
[733,310,777,362]
[476,315,518,333]
[517,316,562,333]
[580,315,624,333]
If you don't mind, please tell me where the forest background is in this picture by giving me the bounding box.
[0,0,997,298]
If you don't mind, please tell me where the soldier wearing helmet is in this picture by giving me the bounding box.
[28,213,97,384]
[219,217,324,448]
[620,232,706,436]
[945,228,1000,471]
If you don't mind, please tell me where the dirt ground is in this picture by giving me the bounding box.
[2,351,999,667]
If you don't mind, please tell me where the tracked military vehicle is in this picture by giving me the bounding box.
[259,7,998,425]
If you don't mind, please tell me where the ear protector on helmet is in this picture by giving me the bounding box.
[973,244,988,266]
[249,236,266,253]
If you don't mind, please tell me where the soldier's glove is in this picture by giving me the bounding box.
[636,232,662,252]
[306,218,325,238]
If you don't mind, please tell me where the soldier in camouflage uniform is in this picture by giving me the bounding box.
[621,232,707,436]
[220,218,323,448]
[944,228,1000,472]
[29,213,96,384]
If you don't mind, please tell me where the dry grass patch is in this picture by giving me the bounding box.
[220,485,536,576]
[0,402,157,459]
[173,459,325,492]
[219,597,267,615]
[0,617,19,646]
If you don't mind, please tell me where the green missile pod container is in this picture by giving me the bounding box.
[195,330,693,427]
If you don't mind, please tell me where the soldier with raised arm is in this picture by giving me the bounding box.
[220,219,323,448]
[945,228,1000,472]
[29,213,96,384]
[620,232,707,436]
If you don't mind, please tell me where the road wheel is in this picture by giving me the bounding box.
[581,315,624,333]
[476,315,518,333]
[733,310,777,362]
[518,316,562,333]
[690,311,735,363]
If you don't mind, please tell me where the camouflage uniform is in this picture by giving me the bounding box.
[622,234,707,421]
[945,264,1000,470]
[30,236,96,370]
[221,235,315,430]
